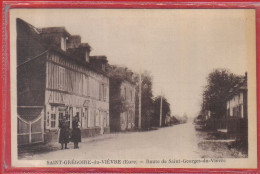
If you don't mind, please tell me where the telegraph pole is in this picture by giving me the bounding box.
[159,93,162,127]
[138,73,142,129]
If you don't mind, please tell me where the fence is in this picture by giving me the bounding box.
[17,114,44,145]
[205,117,247,138]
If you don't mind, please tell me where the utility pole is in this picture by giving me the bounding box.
[159,92,162,127]
[138,73,142,129]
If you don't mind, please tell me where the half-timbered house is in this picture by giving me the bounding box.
[17,18,110,145]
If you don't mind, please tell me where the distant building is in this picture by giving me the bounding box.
[17,18,109,145]
[108,66,136,132]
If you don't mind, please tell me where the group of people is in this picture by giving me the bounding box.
[59,115,81,149]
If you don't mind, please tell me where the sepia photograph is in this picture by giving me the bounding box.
[9,8,257,168]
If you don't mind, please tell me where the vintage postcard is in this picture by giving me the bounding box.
[9,8,257,168]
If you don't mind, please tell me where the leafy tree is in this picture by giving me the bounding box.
[202,69,243,119]
[134,71,154,130]
[107,65,135,131]
[152,96,171,127]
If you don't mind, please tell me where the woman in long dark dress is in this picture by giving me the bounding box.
[59,116,70,149]
[71,116,81,149]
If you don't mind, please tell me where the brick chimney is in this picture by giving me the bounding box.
[38,27,71,51]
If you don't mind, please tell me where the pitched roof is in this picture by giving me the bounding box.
[17,18,108,77]
[38,27,71,37]
[90,55,108,62]
[227,75,247,99]
[16,18,43,42]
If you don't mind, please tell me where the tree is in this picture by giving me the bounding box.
[107,65,135,131]
[152,96,171,127]
[134,71,154,130]
[202,69,243,119]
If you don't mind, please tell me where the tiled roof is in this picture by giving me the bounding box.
[90,55,108,62]
[17,18,42,41]
[17,18,108,77]
[79,43,91,49]
[38,27,71,36]
[227,77,247,99]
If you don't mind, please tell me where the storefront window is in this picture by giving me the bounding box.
[65,113,70,127]
[51,114,56,128]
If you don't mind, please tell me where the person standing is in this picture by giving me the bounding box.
[59,116,70,150]
[71,115,81,149]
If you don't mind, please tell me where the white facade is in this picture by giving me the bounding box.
[226,92,244,118]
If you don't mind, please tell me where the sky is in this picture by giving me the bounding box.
[10,9,255,117]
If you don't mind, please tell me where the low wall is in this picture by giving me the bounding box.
[44,127,110,143]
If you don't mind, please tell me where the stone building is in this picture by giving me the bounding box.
[108,66,136,132]
[17,18,109,145]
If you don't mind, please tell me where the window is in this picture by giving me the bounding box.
[104,86,107,101]
[58,67,65,90]
[84,108,88,128]
[130,90,133,102]
[51,114,56,128]
[93,80,99,99]
[99,84,105,101]
[83,75,89,96]
[65,112,70,128]
[46,112,50,127]
[238,105,242,118]
[95,110,100,126]
[61,37,66,51]
[89,109,95,127]
[99,84,102,100]
[240,105,243,118]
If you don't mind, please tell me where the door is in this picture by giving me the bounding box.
[76,107,82,128]
[58,108,65,127]
[83,108,88,128]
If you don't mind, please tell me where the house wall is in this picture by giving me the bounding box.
[17,18,47,108]
[17,55,46,107]
[227,92,244,118]
[119,81,136,131]
[44,51,110,142]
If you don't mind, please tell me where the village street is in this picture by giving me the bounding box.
[20,122,204,160]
